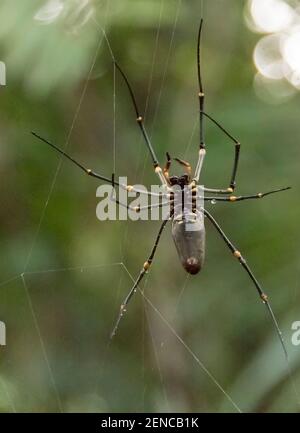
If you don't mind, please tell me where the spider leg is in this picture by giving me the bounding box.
[114,62,168,187]
[200,111,241,191]
[174,157,192,176]
[110,188,171,213]
[197,18,205,149]
[31,132,164,198]
[203,208,288,361]
[111,214,171,338]
[110,195,171,213]
[193,110,241,189]
[203,187,234,195]
[202,187,291,202]
[195,19,240,191]
[194,18,206,183]
[164,152,193,182]
[163,152,172,185]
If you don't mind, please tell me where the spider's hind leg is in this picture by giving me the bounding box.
[203,208,288,361]
[111,214,171,338]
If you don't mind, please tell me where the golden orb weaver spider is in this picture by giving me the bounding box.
[32,19,290,359]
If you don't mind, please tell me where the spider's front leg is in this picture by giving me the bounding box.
[31,132,168,199]
[114,62,169,188]
[193,111,241,193]
[111,214,171,338]
[195,19,240,193]
[203,208,288,361]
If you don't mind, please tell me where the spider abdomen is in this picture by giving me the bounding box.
[171,213,205,275]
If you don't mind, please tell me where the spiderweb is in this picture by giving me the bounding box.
[1,0,298,413]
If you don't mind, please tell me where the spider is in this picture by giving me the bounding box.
[32,19,290,357]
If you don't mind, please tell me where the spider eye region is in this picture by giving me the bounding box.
[170,174,189,186]
[178,174,189,186]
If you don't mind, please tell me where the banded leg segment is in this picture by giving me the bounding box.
[202,187,291,202]
[203,208,288,360]
[111,215,171,338]
[193,147,206,183]
[204,187,234,194]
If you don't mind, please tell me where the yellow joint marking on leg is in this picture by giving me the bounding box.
[155,166,162,173]
[229,195,237,202]
[198,92,205,97]
[87,169,92,174]
[126,185,133,192]
[134,206,140,213]
[143,261,150,271]
[233,250,241,259]
[258,192,263,198]
[227,187,234,193]
[261,293,268,303]
[137,116,143,123]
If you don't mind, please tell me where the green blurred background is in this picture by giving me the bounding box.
[0,0,300,413]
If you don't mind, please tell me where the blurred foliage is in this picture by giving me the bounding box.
[0,0,300,413]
